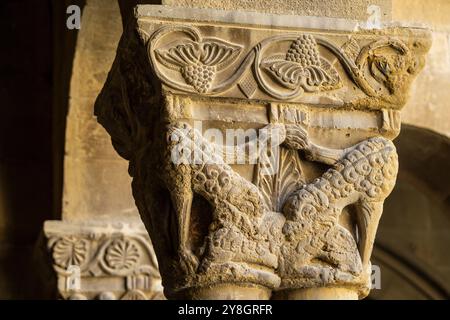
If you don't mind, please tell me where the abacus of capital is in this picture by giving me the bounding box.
[94,5,430,300]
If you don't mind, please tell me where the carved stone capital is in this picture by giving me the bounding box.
[43,221,164,300]
[95,5,430,299]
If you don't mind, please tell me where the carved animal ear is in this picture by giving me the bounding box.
[369,55,390,86]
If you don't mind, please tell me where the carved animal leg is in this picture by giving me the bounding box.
[306,143,347,165]
[283,123,347,165]
[355,199,384,267]
[323,225,363,275]
[169,179,195,262]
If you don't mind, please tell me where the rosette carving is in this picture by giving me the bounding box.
[104,239,141,272]
[52,237,89,269]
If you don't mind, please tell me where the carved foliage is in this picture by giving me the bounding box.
[155,38,242,93]
[257,148,305,212]
[104,239,141,273]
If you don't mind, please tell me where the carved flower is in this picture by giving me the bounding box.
[105,239,140,271]
[53,237,89,269]
[156,39,242,93]
[261,34,341,92]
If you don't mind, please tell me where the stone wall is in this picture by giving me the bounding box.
[392,0,450,137]
[62,0,138,222]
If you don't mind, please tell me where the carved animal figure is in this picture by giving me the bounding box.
[280,136,398,287]
[164,122,285,282]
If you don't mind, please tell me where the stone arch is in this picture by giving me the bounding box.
[369,125,450,299]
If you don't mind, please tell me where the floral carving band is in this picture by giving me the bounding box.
[146,24,430,108]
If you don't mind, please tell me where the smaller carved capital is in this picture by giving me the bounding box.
[43,221,163,300]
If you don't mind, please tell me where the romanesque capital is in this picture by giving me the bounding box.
[95,5,430,299]
[43,221,163,300]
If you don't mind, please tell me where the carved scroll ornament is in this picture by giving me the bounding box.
[146,25,428,107]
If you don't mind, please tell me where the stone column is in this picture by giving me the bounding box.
[42,0,163,300]
[95,4,430,299]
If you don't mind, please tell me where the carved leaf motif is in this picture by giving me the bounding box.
[262,58,341,92]
[155,39,242,70]
[261,34,342,93]
[318,58,342,90]
[155,38,242,93]
[201,40,243,70]
[341,38,361,62]
[156,42,202,69]
[53,237,89,269]
[105,239,141,271]
[276,149,305,212]
[261,60,307,89]
[257,148,304,212]
[257,154,276,211]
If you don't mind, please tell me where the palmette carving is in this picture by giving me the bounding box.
[280,137,398,295]
[104,239,141,272]
[256,148,304,212]
[53,237,89,269]
[155,37,242,93]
